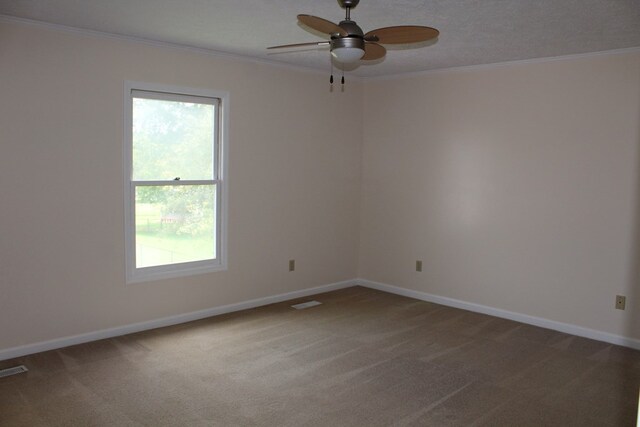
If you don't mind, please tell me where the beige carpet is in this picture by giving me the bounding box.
[0,286,638,426]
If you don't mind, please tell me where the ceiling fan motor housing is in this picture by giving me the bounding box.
[331,19,364,53]
[331,35,364,52]
[337,20,363,37]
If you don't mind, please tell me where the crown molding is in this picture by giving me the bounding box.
[0,14,367,81]
[2,14,638,82]
[363,46,640,81]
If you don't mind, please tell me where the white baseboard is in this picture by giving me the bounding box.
[3,277,638,361]
[0,279,356,361]
[356,278,640,351]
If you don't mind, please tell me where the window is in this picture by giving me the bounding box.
[124,82,228,283]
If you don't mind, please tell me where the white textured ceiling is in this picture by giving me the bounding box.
[1,0,639,77]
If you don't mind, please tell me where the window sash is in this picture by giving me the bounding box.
[131,89,220,182]
[131,181,221,269]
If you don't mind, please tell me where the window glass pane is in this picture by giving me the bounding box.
[135,185,216,268]
[132,97,215,181]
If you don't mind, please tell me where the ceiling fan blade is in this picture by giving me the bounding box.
[298,14,348,36]
[267,41,330,49]
[364,25,439,44]
[361,42,386,60]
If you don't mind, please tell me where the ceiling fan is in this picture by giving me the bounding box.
[267,0,439,66]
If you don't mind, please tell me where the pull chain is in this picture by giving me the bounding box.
[330,60,334,85]
[341,69,345,86]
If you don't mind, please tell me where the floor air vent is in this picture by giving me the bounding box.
[0,365,28,378]
[291,301,322,310]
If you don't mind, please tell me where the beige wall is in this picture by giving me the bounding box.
[2,18,640,354]
[360,52,640,339]
[0,21,362,351]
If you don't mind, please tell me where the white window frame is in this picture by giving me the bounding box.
[124,81,229,284]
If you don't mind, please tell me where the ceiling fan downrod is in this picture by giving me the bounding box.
[338,0,359,21]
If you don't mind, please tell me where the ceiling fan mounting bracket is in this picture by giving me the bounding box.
[337,0,360,10]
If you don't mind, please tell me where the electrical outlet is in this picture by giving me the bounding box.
[615,295,626,310]
[289,259,295,272]
[416,260,423,272]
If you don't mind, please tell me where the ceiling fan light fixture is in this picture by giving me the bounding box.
[331,46,365,63]
[330,37,365,63]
